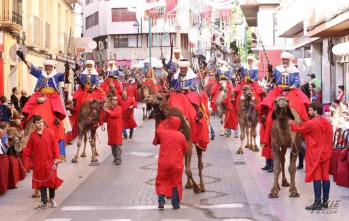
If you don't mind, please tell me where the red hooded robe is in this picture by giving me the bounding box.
[118,96,137,129]
[106,105,123,145]
[155,116,188,199]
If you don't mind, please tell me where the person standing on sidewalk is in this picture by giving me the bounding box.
[103,95,123,165]
[289,102,333,210]
[22,115,63,208]
[155,116,188,210]
[118,91,137,139]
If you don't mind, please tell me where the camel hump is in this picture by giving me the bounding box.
[290,107,302,124]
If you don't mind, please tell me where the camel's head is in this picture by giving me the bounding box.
[146,93,169,120]
[242,84,253,97]
[272,96,295,120]
[7,127,21,153]
[219,79,228,91]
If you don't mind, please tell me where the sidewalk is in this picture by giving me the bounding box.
[0,103,146,221]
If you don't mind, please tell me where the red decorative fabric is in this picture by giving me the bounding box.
[7,156,20,189]
[0,155,9,194]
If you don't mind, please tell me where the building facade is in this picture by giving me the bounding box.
[0,0,80,98]
[276,0,349,103]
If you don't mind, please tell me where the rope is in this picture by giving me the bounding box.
[289,125,299,156]
[16,152,58,183]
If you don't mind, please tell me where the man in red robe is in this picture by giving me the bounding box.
[289,102,333,210]
[103,96,123,165]
[155,116,188,209]
[125,80,138,108]
[22,115,63,208]
[118,91,137,139]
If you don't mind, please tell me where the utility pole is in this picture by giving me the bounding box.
[148,17,152,67]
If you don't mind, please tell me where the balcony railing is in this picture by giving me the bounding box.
[12,11,22,26]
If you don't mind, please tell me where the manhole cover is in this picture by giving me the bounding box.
[234,161,246,165]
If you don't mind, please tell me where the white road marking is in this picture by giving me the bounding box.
[45,219,71,221]
[125,152,156,157]
[100,219,131,221]
[61,203,243,211]
[162,219,191,221]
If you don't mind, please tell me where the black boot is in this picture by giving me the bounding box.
[261,159,270,170]
[267,159,274,173]
[322,180,330,208]
[305,200,322,210]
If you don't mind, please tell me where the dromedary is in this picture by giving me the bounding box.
[236,84,259,154]
[71,99,103,163]
[269,96,303,198]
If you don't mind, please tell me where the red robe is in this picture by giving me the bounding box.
[143,79,157,93]
[210,82,220,114]
[290,117,333,182]
[222,82,238,130]
[106,105,123,145]
[100,78,123,96]
[118,97,137,129]
[23,128,63,189]
[156,116,188,199]
[125,85,138,108]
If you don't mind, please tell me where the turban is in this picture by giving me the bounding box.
[178,60,191,68]
[108,60,115,64]
[86,60,95,66]
[219,65,229,72]
[281,51,294,61]
[174,48,181,53]
[43,59,55,66]
[247,55,256,61]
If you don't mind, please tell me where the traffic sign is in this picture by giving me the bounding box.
[9,44,28,62]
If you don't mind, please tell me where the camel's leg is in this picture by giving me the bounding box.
[80,133,88,157]
[237,123,245,154]
[269,147,281,198]
[94,135,99,156]
[72,130,83,163]
[251,124,259,152]
[90,130,98,162]
[246,127,252,150]
[196,147,205,192]
[142,107,146,120]
[184,141,200,194]
[281,147,290,187]
[288,146,299,197]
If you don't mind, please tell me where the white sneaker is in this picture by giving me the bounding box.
[50,198,56,208]
[37,201,48,209]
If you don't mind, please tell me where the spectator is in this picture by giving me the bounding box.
[311,87,322,103]
[0,128,4,154]
[118,91,137,139]
[20,89,30,110]
[336,85,345,103]
[0,96,13,123]
[310,74,321,89]
[11,87,20,112]
[22,115,63,208]
[0,123,9,154]
[289,102,332,210]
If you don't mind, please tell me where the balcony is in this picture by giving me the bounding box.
[239,0,280,27]
[0,11,23,32]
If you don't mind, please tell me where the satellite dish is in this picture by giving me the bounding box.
[9,44,28,62]
[88,40,97,49]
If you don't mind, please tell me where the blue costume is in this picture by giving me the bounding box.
[273,65,300,88]
[240,65,258,82]
[30,65,65,93]
[106,70,120,78]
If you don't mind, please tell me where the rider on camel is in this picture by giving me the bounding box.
[143,71,157,94]
[259,51,310,169]
[165,48,183,73]
[142,61,155,79]
[170,59,202,121]
[232,55,265,103]
[16,51,67,128]
[100,60,123,96]
[73,60,106,106]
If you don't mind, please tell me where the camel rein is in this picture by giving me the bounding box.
[16,152,60,183]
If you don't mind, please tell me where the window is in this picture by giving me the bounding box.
[114,35,141,48]
[85,0,93,5]
[12,0,22,25]
[111,8,136,22]
[27,15,40,44]
[45,22,50,48]
[148,33,176,47]
[181,33,188,50]
[86,12,98,29]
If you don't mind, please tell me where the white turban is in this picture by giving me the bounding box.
[43,59,55,66]
[178,60,191,68]
[247,55,256,61]
[219,65,229,72]
[281,51,294,61]
[174,48,181,53]
[108,60,115,64]
[86,60,95,66]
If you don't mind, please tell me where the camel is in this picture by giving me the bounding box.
[269,96,303,198]
[215,80,229,135]
[140,84,154,120]
[145,93,205,194]
[236,84,259,154]
[71,99,103,163]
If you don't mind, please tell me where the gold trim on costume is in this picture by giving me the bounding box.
[40,88,57,93]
